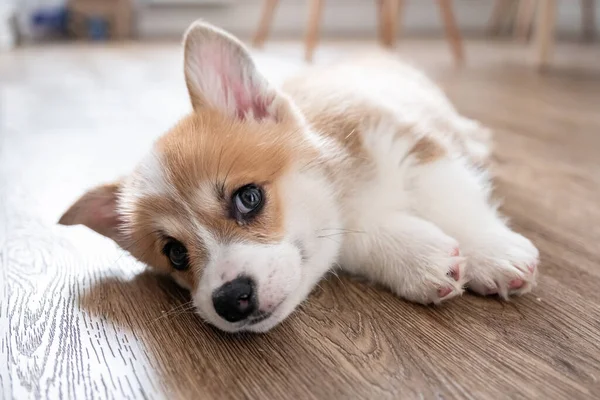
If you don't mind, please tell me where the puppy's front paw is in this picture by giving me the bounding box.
[400,243,467,305]
[465,228,539,299]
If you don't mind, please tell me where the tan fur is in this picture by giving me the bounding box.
[292,100,371,160]
[284,52,490,169]
[408,136,446,163]
[284,77,373,163]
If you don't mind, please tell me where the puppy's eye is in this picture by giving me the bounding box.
[233,184,264,217]
[162,239,189,271]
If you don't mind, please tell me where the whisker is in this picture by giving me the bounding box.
[317,235,342,244]
[317,232,364,239]
[300,158,327,172]
[162,301,195,317]
[317,228,366,234]
[149,301,197,324]
[345,128,357,140]
[163,305,197,319]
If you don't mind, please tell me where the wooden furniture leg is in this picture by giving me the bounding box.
[379,0,402,48]
[113,0,132,39]
[533,0,556,69]
[581,0,597,41]
[514,0,537,41]
[378,0,391,46]
[394,0,405,42]
[304,0,325,62]
[489,0,507,34]
[488,0,512,35]
[252,0,280,48]
[377,0,385,44]
[437,0,465,64]
[377,0,387,45]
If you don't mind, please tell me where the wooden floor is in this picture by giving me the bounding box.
[2,39,600,400]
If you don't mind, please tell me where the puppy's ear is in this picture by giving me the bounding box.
[183,20,289,122]
[59,182,126,246]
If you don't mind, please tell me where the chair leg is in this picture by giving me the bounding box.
[113,0,132,39]
[379,0,402,48]
[488,0,512,35]
[305,0,325,62]
[581,0,597,41]
[437,0,465,64]
[533,0,556,69]
[514,0,537,41]
[252,0,280,48]
[377,0,386,45]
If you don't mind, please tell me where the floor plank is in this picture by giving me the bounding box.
[1,39,600,400]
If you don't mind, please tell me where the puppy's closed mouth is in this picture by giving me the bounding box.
[248,312,272,325]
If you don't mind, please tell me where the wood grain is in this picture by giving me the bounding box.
[1,39,600,400]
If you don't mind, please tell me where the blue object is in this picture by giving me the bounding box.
[31,7,69,36]
[88,17,109,41]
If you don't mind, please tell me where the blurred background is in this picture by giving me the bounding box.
[1,1,598,66]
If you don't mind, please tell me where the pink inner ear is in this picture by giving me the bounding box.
[198,43,275,121]
[91,199,121,231]
[81,192,122,238]
[230,81,272,121]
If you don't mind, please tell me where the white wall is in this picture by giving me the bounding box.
[138,0,599,39]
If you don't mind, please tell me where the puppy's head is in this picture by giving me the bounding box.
[59,21,341,332]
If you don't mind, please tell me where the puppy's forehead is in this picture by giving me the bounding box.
[152,111,298,196]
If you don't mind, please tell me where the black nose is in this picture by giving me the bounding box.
[212,276,256,323]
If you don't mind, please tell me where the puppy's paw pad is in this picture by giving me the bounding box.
[438,287,453,298]
[433,285,463,304]
[509,278,524,289]
[447,263,461,281]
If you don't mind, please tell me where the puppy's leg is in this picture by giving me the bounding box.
[408,154,539,298]
[339,213,466,305]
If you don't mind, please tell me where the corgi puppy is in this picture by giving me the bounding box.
[59,21,539,333]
